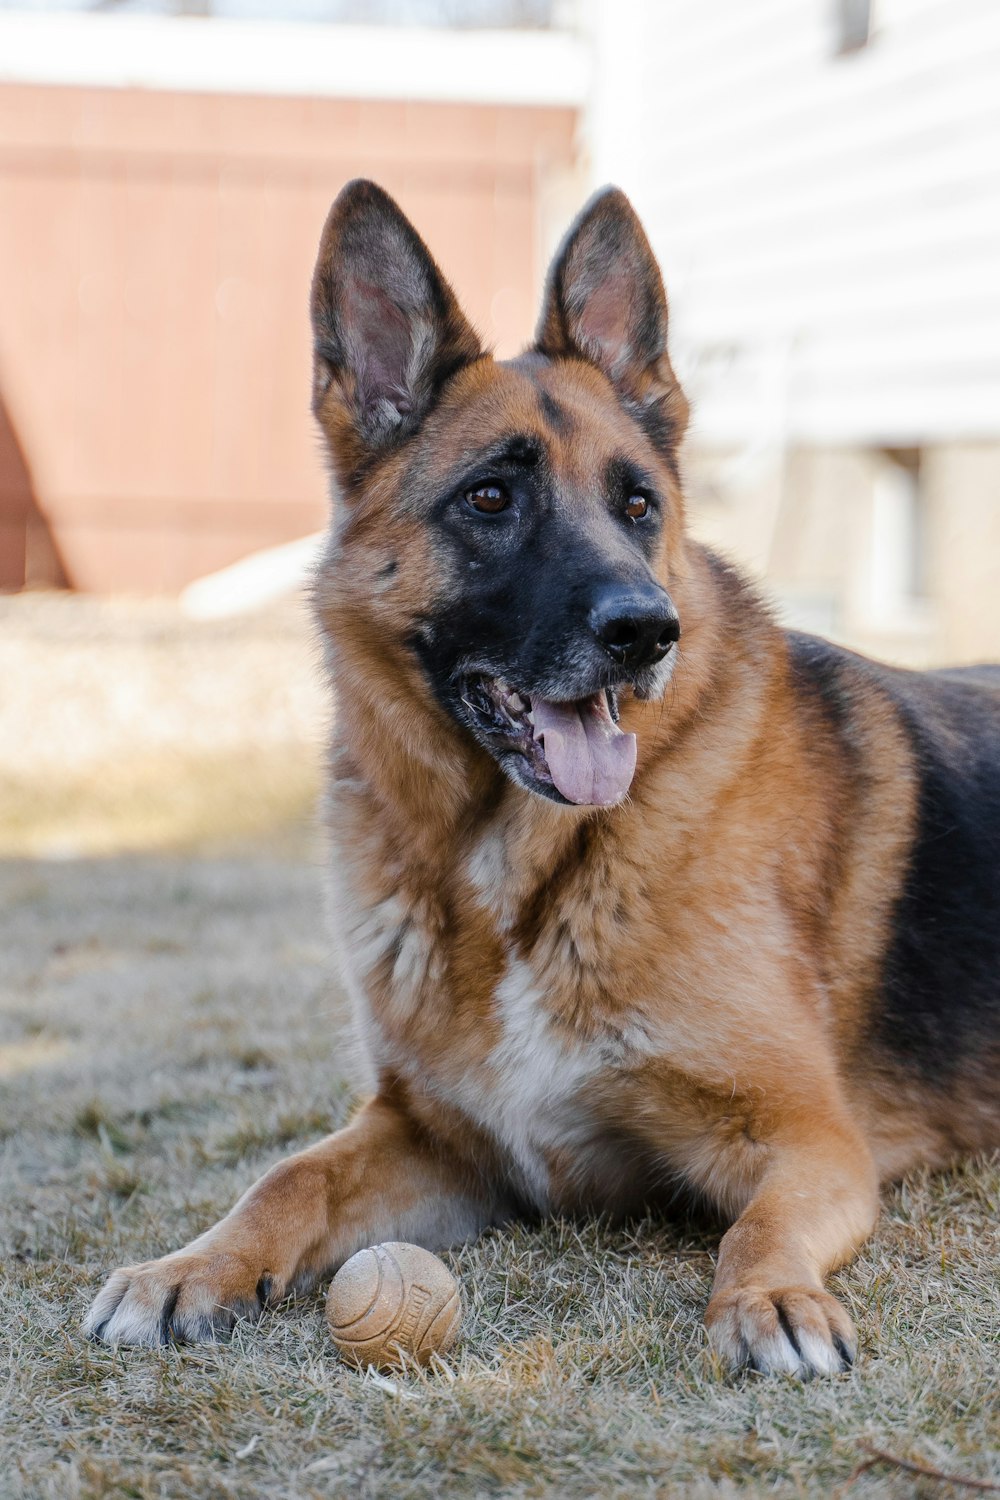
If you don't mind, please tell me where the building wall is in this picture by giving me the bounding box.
[0,80,579,591]
[686,442,1000,667]
[588,0,1000,665]
[590,0,1000,447]
[924,443,1000,662]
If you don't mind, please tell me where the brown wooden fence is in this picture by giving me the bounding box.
[0,83,577,590]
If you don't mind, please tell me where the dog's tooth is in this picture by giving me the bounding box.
[508,693,526,713]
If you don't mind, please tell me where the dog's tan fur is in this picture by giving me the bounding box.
[86,182,1000,1376]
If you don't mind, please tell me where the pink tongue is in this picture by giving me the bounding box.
[530,694,637,807]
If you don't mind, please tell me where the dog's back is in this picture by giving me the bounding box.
[871,659,1000,1084]
[788,632,1000,1142]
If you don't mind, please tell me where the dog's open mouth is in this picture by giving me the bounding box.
[460,676,637,807]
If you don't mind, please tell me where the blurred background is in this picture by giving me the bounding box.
[1,0,998,859]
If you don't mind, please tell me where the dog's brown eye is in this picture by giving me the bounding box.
[626,495,649,520]
[466,484,509,514]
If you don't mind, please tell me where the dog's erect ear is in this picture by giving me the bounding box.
[311,180,481,461]
[535,187,687,442]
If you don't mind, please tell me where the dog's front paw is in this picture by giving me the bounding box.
[84,1250,281,1347]
[705,1284,856,1377]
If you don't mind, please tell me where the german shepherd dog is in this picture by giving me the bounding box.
[86,182,1000,1377]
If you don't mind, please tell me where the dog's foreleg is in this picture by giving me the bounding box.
[85,1093,495,1347]
[702,1117,878,1377]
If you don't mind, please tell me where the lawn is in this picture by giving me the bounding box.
[1,596,997,1498]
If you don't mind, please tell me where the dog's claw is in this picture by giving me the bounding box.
[85,1251,279,1348]
[706,1285,857,1378]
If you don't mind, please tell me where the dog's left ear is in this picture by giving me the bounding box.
[311,180,482,466]
[535,187,687,443]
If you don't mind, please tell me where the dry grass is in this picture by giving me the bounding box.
[1,596,998,1498]
[0,593,323,858]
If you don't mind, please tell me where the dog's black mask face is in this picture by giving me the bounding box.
[311,181,689,807]
[403,357,683,808]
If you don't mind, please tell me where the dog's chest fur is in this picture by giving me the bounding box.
[330,826,658,1207]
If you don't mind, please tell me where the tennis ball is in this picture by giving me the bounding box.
[326,1242,462,1370]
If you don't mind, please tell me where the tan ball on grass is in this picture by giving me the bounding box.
[326,1242,462,1371]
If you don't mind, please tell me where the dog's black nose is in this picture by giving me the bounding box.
[589,587,680,670]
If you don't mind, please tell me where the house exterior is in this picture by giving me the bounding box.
[589,0,1000,666]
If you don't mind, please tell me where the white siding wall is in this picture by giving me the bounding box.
[587,0,1000,446]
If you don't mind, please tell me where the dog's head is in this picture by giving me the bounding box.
[311,180,691,810]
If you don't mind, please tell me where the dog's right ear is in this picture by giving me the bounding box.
[310,181,482,470]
